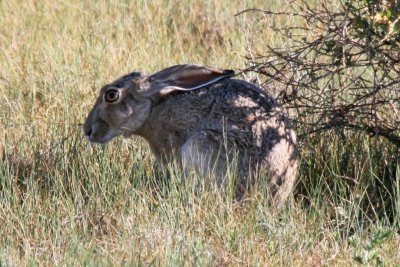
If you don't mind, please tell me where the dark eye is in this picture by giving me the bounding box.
[104,89,120,103]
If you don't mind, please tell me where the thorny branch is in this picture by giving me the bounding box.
[238,0,400,146]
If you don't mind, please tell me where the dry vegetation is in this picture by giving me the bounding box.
[0,0,399,266]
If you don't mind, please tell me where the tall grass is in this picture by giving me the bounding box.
[0,0,399,265]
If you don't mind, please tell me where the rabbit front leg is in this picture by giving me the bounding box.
[179,131,230,190]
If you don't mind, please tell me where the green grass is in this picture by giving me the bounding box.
[1,0,399,265]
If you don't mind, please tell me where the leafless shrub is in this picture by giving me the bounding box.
[237,0,400,146]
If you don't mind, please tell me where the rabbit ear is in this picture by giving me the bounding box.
[143,64,234,96]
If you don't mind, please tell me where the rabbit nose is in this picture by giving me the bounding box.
[84,125,92,138]
[86,128,92,137]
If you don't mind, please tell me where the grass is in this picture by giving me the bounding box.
[1,0,399,265]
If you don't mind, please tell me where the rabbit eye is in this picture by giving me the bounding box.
[104,89,120,103]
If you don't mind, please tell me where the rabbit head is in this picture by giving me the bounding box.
[83,64,234,143]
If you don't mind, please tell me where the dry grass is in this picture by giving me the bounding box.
[0,0,399,266]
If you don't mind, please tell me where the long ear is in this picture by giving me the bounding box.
[143,64,234,96]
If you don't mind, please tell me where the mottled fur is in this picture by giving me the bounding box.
[84,65,298,208]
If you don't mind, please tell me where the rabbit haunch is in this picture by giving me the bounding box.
[83,64,298,207]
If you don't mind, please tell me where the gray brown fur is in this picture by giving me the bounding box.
[83,65,298,208]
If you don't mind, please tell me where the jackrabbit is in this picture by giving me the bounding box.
[83,64,298,207]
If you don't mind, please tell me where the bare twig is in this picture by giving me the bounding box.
[237,0,400,146]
